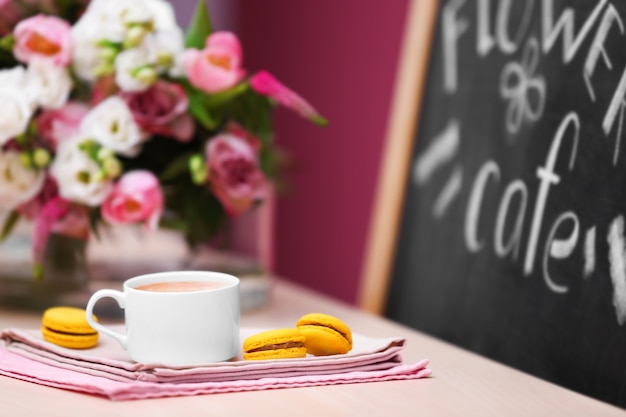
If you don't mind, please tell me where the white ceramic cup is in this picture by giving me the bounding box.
[85,270,240,366]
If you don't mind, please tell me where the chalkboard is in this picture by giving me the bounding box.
[360,0,626,408]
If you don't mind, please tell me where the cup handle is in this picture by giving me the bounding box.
[85,289,128,349]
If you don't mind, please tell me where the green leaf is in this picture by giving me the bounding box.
[178,77,250,130]
[185,0,213,49]
[0,34,14,52]
[231,90,274,143]
[159,218,189,234]
[0,210,19,242]
[181,79,218,129]
[160,152,194,181]
[189,94,218,129]
[200,83,249,108]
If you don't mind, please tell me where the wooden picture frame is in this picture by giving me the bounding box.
[358,0,439,314]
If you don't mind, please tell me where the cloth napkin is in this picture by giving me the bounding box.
[0,326,431,400]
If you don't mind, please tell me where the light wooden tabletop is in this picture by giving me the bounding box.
[0,279,624,417]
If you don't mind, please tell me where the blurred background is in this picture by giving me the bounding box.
[175,0,409,305]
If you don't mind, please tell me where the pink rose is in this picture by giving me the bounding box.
[183,32,245,93]
[205,133,267,216]
[250,70,327,126]
[13,14,72,66]
[36,102,89,149]
[101,170,164,231]
[120,81,194,142]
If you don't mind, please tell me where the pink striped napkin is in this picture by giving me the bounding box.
[0,326,431,400]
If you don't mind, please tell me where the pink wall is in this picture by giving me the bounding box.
[236,1,409,304]
[175,0,410,304]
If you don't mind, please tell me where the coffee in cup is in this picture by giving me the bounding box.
[85,271,240,366]
[134,281,228,292]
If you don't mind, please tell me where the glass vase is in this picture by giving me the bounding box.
[0,232,90,311]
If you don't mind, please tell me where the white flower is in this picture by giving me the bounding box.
[50,136,113,206]
[0,67,34,145]
[70,0,131,82]
[80,96,145,156]
[73,0,127,43]
[114,46,156,92]
[71,37,104,83]
[120,0,153,26]
[0,149,45,211]
[144,0,183,68]
[75,0,160,43]
[0,66,28,89]
[26,58,72,110]
[151,28,185,74]
[71,0,182,83]
[113,26,184,91]
[146,0,178,31]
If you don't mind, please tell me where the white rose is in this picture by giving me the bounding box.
[81,96,146,156]
[26,58,72,110]
[0,149,45,211]
[50,136,113,206]
[0,67,34,145]
[114,47,156,92]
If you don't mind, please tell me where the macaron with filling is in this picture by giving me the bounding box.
[296,313,353,356]
[243,328,307,360]
[41,306,99,349]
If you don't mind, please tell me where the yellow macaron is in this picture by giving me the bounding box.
[41,306,99,349]
[296,313,353,356]
[243,328,307,360]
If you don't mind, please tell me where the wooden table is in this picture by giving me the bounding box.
[0,279,623,416]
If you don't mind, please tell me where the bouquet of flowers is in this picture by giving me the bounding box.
[0,0,326,278]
